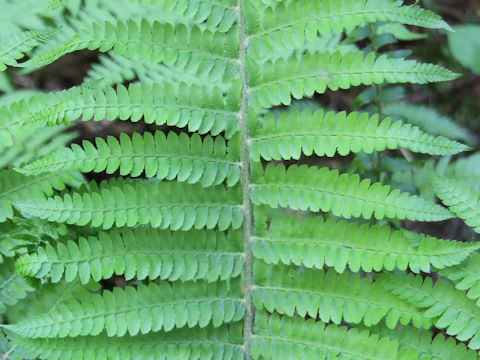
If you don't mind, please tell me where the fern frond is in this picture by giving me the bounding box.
[252,311,398,360]
[132,0,237,32]
[19,323,243,360]
[0,220,32,261]
[250,164,453,221]
[253,215,478,273]
[16,228,243,284]
[446,153,480,192]
[7,280,244,338]
[378,272,480,349]
[248,51,458,109]
[0,28,59,71]
[0,87,75,149]
[249,109,468,161]
[0,124,76,170]
[384,102,474,143]
[47,82,239,137]
[13,178,243,230]
[0,169,83,222]
[0,80,241,149]
[0,259,35,314]
[21,20,239,70]
[17,131,241,186]
[253,262,431,329]
[371,324,478,360]
[248,0,450,59]
[5,280,98,323]
[433,177,480,233]
[86,53,234,89]
[439,252,480,303]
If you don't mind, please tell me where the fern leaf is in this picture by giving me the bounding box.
[132,0,237,32]
[76,82,236,135]
[0,87,75,149]
[378,272,480,350]
[0,259,35,314]
[86,53,234,89]
[13,178,243,231]
[16,228,244,284]
[21,20,239,70]
[249,109,468,161]
[253,262,431,329]
[439,252,480,303]
[433,176,480,233]
[446,153,480,192]
[0,169,83,222]
[253,215,479,273]
[250,164,453,221]
[6,280,244,338]
[0,28,59,71]
[248,51,459,109]
[0,124,76,170]
[384,102,474,143]
[17,131,241,186]
[1,81,241,145]
[371,324,478,360]
[5,281,98,324]
[18,323,244,360]
[252,311,399,360]
[248,0,450,59]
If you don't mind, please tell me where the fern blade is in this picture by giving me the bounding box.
[13,178,243,231]
[378,272,480,350]
[253,262,432,329]
[252,311,399,360]
[248,51,459,109]
[6,280,244,338]
[433,177,480,233]
[249,0,450,59]
[249,109,468,161]
[253,214,479,273]
[18,323,244,360]
[251,164,453,221]
[17,131,241,187]
[16,228,244,284]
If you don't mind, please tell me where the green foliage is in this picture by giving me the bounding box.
[253,262,431,329]
[19,323,244,360]
[249,109,468,160]
[6,280,244,338]
[439,252,480,303]
[14,178,243,230]
[0,259,35,314]
[248,51,458,109]
[371,324,478,360]
[252,311,398,360]
[0,28,59,70]
[0,168,82,222]
[251,163,453,221]
[16,228,243,284]
[17,131,241,186]
[379,273,480,349]
[384,102,474,144]
[253,214,479,273]
[0,0,477,359]
[433,176,480,233]
[448,24,480,75]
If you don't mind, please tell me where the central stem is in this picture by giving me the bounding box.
[237,1,254,358]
